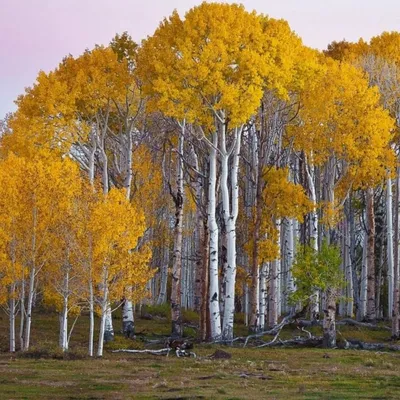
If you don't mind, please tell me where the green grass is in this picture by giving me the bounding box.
[1,309,400,399]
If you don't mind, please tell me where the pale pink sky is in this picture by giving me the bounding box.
[1,0,399,119]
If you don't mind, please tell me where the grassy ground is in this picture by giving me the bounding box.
[1,308,400,399]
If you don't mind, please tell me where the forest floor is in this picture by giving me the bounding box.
[1,307,400,399]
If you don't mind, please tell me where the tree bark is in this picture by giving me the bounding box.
[88,279,94,357]
[157,246,169,305]
[323,288,337,348]
[171,123,184,338]
[221,126,242,341]
[208,131,221,341]
[305,159,320,317]
[366,187,376,321]
[122,297,135,339]
[387,176,394,318]
[9,284,16,352]
[104,302,114,343]
[359,228,368,320]
[259,263,268,331]
[200,220,210,341]
[24,266,35,351]
[392,167,400,337]
[97,269,109,357]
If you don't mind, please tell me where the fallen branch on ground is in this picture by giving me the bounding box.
[112,348,171,356]
[297,318,390,331]
[337,318,390,331]
[256,326,285,348]
[243,314,294,348]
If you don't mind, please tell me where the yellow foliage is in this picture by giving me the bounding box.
[291,57,395,188]
[138,3,313,130]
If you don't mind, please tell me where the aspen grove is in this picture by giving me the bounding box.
[2,2,400,356]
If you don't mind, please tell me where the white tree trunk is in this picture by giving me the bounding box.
[89,131,97,185]
[125,131,133,200]
[221,126,242,341]
[392,166,400,337]
[387,176,394,317]
[276,219,282,318]
[259,263,268,331]
[171,123,184,337]
[305,159,320,317]
[287,218,295,301]
[104,303,114,343]
[60,301,68,352]
[97,270,109,357]
[9,284,16,352]
[59,270,69,352]
[97,307,106,358]
[24,267,35,351]
[88,279,94,357]
[366,187,376,321]
[208,131,221,341]
[122,299,135,339]
[345,218,354,317]
[19,277,25,351]
[268,220,281,328]
[359,230,368,320]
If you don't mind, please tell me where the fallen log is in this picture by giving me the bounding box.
[337,319,391,331]
[297,318,390,331]
[112,347,197,358]
[112,348,171,356]
[342,339,400,351]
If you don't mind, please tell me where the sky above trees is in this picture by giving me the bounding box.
[1,0,399,119]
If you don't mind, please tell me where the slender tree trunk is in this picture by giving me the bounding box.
[387,176,394,317]
[61,299,68,352]
[305,159,320,317]
[276,219,282,319]
[194,216,204,313]
[125,131,133,200]
[171,123,185,337]
[259,263,268,330]
[366,187,376,321]
[249,129,261,332]
[221,126,242,341]
[24,267,35,351]
[345,216,354,317]
[97,270,109,357]
[392,167,400,337]
[269,258,278,328]
[9,284,16,353]
[58,270,69,351]
[100,147,109,194]
[349,195,360,319]
[359,229,368,320]
[200,220,210,341]
[19,276,25,351]
[287,218,295,306]
[208,131,221,340]
[89,131,97,185]
[191,145,204,314]
[249,192,261,332]
[88,279,94,357]
[97,307,106,357]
